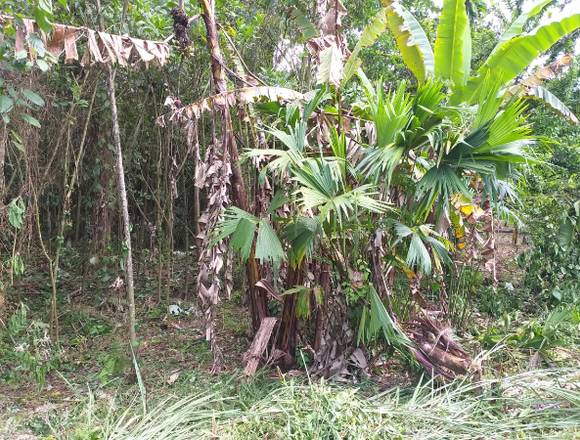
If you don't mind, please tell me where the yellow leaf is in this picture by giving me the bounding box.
[460,204,474,216]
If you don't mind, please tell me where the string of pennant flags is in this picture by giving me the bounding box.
[0,14,171,67]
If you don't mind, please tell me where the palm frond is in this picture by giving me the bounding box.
[391,222,452,275]
[416,164,471,220]
[407,233,432,274]
[215,207,285,264]
[357,81,415,181]
[358,143,407,183]
[255,219,285,264]
[483,99,531,150]
[244,122,309,175]
[358,287,411,347]
[283,216,323,266]
[412,79,446,128]
[214,207,258,243]
[230,217,257,261]
[294,159,389,226]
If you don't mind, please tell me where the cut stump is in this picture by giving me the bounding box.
[243,317,277,376]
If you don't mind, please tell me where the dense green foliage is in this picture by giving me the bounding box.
[0,0,579,438]
[519,64,580,304]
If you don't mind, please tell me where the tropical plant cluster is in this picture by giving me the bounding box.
[0,0,579,437]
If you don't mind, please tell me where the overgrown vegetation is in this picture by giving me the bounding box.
[0,0,579,438]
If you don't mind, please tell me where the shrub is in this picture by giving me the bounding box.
[0,303,59,386]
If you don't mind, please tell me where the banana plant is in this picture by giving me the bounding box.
[343,0,580,120]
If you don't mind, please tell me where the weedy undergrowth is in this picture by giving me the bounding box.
[0,303,59,386]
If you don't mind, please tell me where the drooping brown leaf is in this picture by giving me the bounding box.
[306,0,349,89]
[0,14,170,68]
[47,26,65,57]
[131,37,155,64]
[86,30,104,64]
[316,43,344,87]
[159,87,305,126]
[14,23,26,54]
[64,29,79,63]
[521,54,573,88]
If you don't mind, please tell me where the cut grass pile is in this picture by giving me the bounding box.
[4,368,578,439]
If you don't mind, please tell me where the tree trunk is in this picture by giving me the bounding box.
[277,263,304,366]
[314,263,330,352]
[198,0,267,331]
[94,136,113,252]
[106,66,137,346]
[0,122,6,204]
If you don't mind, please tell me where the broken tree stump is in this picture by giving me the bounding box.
[243,317,277,376]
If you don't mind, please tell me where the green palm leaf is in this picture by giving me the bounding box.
[216,207,285,264]
[357,81,414,182]
[230,218,257,261]
[475,99,532,153]
[363,287,411,347]
[283,217,322,266]
[416,164,471,220]
[244,122,308,175]
[255,219,285,264]
[407,233,432,275]
[293,160,388,226]
[215,207,258,243]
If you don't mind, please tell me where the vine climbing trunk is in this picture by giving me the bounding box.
[197,0,268,333]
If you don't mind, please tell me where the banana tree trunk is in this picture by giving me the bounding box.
[197,0,267,332]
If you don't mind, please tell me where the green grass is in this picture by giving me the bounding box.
[3,369,578,439]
